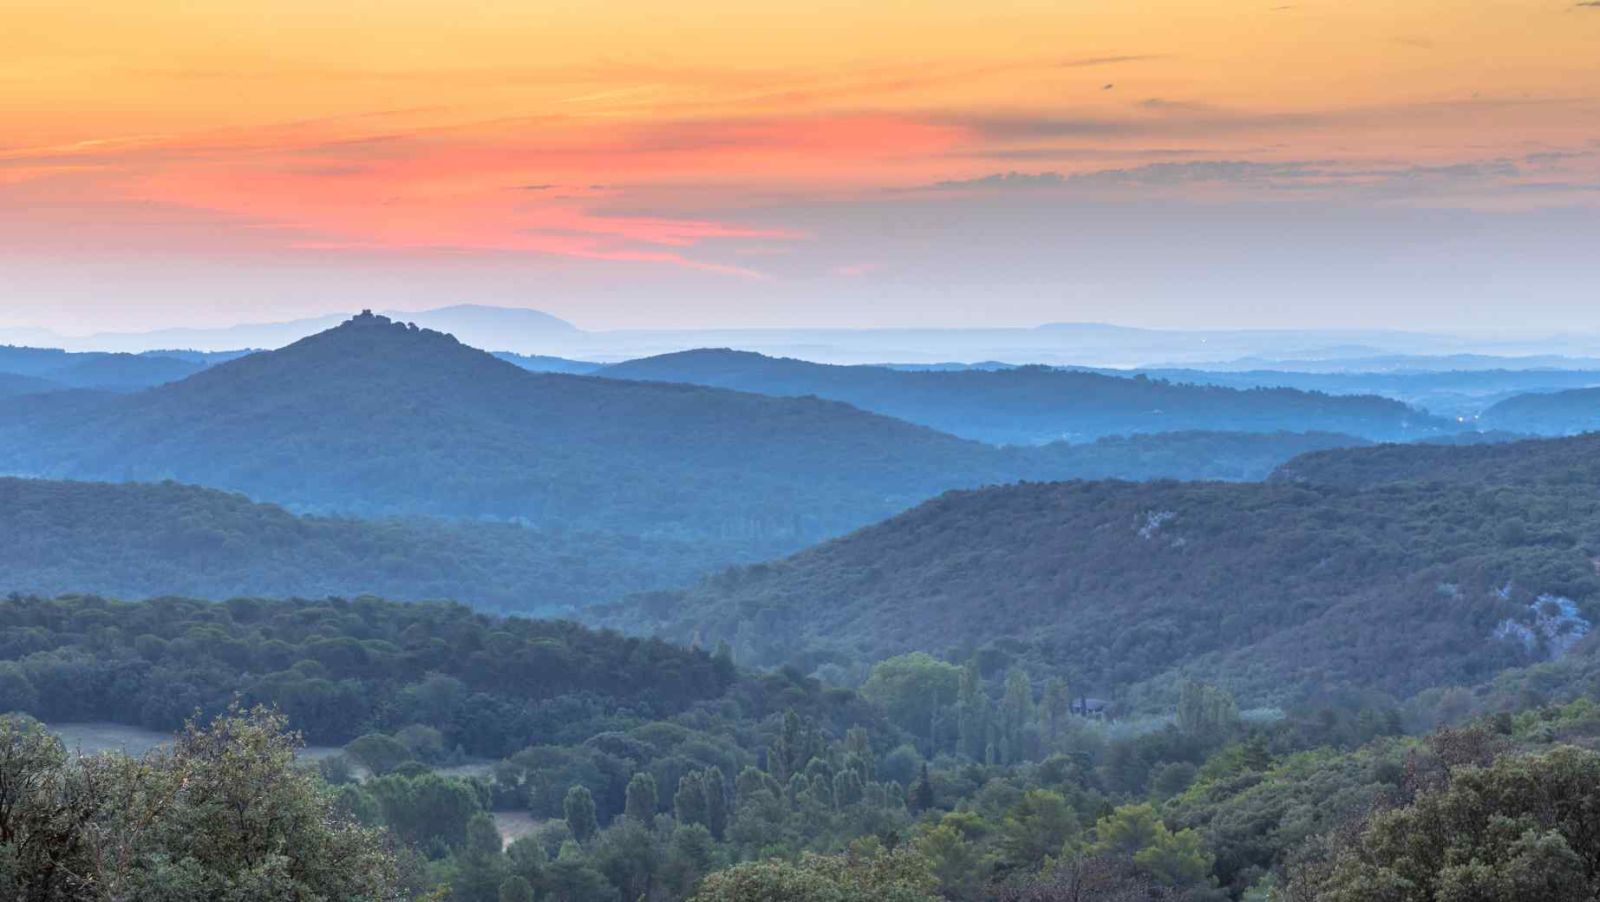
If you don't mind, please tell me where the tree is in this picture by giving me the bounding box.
[0,708,401,900]
[1041,678,1071,745]
[1090,803,1213,889]
[861,653,961,753]
[910,764,936,815]
[1291,745,1600,901]
[504,836,547,890]
[956,660,989,761]
[450,812,510,901]
[916,823,991,901]
[691,847,940,902]
[1176,681,1239,744]
[675,771,709,828]
[999,671,1034,764]
[564,785,598,843]
[624,772,658,823]
[592,817,661,901]
[997,790,1080,869]
[367,771,481,851]
[498,876,534,902]
[545,840,617,902]
[704,766,729,840]
[767,710,821,784]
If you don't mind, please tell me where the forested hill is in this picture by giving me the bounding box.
[0,594,735,751]
[0,478,734,610]
[0,313,1366,553]
[598,348,1454,444]
[0,345,211,391]
[1272,432,1600,489]
[0,373,59,397]
[1479,387,1600,435]
[592,478,1600,709]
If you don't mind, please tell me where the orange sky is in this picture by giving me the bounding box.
[2,0,1599,330]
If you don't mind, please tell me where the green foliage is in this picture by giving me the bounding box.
[0,707,400,899]
[689,846,940,902]
[1292,744,1600,900]
[0,477,724,611]
[1089,804,1213,888]
[625,772,658,822]
[997,790,1081,869]
[0,593,734,754]
[347,731,415,776]
[607,479,1600,709]
[1176,681,1240,744]
[861,653,961,745]
[498,875,534,902]
[565,785,599,843]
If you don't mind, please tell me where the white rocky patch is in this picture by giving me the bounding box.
[1493,594,1592,660]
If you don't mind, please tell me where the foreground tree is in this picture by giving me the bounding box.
[0,707,401,901]
[1290,745,1600,901]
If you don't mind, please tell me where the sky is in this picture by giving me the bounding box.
[3,0,1600,334]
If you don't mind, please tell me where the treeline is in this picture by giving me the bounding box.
[7,592,1600,898]
[0,594,734,754]
[0,477,736,610]
[598,349,1453,444]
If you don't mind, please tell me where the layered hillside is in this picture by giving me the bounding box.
[599,348,1454,444]
[594,479,1600,707]
[0,314,1364,552]
[1272,432,1600,489]
[0,345,209,391]
[0,478,726,610]
[1479,387,1600,435]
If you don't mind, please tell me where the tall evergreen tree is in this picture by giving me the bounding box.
[625,772,658,823]
[675,771,709,828]
[703,766,729,840]
[563,785,598,843]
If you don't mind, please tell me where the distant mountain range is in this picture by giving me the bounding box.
[599,348,1455,443]
[591,477,1600,709]
[15,304,578,356]
[16,303,1600,366]
[0,346,253,393]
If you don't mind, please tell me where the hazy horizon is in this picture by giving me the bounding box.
[5,0,1600,335]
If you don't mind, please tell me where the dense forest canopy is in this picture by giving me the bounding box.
[0,594,735,754]
[1273,431,1600,489]
[598,349,1454,445]
[591,478,1600,709]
